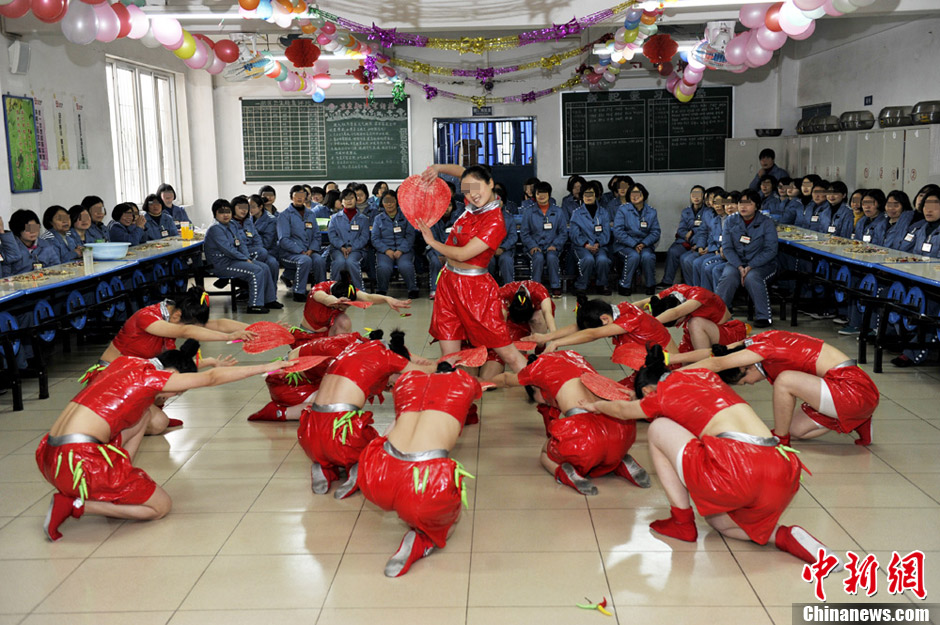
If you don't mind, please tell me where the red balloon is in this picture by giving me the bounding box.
[397,175,452,229]
[214,39,239,63]
[193,33,216,49]
[30,0,67,23]
[110,2,131,37]
[657,62,673,76]
[78,0,107,4]
[0,0,30,19]
[765,2,784,32]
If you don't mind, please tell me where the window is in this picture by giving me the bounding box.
[106,59,181,204]
[434,118,536,168]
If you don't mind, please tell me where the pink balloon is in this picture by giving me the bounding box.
[151,16,182,47]
[745,34,774,66]
[206,56,225,75]
[822,0,843,15]
[739,3,772,29]
[93,2,120,43]
[125,5,149,39]
[666,74,680,91]
[677,80,696,96]
[317,33,330,45]
[794,0,826,8]
[184,39,209,69]
[724,32,750,66]
[789,19,816,40]
[0,0,30,19]
[756,24,788,51]
[683,66,704,84]
[320,21,335,35]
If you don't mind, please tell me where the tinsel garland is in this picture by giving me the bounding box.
[407,75,583,105]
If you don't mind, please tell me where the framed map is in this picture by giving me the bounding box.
[3,94,42,193]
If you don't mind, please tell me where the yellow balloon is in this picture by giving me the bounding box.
[173,31,197,59]
[676,89,694,103]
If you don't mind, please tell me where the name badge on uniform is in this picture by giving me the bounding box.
[33,263,43,270]
[739,235,751,244]
[305,222,314,229]
[863,235,872,242]
[718,235,723,243]
[174,221,181,229]
[811,215,819,223]
[904,232,915,242]
[350,224,360,231]
[543,222,553,230]
[594,224,603,232]
[246,231,254,238]
[393,226,402,234]
[923,243,933,253]
[445,227,453,234]
[160,229,168,237]
[640,221,648,228]
[827,226,837,233]
[234,238,241,247]
[693,220,702,226]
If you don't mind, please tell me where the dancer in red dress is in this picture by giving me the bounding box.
[297,330,436,498]
[634,284,748,352]
[498,280,557,342]
[490,350,650,495]
[298,271,410,337]
[415,165,527,373]
[36,340,291,541]
[583,346,841,569]
[675,330,879,446]
[358,363,481,576]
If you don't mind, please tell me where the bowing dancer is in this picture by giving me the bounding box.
[358,363,481,577]
[87,287,255,432]
[491,351,650,495]
[527,294,678,356]
[298,330,436,498]
[634,284,748,352]
[415,164,527,373]
[676,330,879,446]
[299,271,410,336]
[499,280,557,342]
[584,346,841,568]
[37,340,292,541]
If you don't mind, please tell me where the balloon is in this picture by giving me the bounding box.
[293,0,306,14]
[621,47,635,61]
[60,0,98,44]
[255,0,272,19]
[677,80,696,96]
[683,66,704,84]
[382,65,396,78]
[687,53,705,70]
[764,2,783,31]
[125,4,148,38]
[724,32,750,66]
[800,6,826,18]
[93,2,119,42]
[676,89,694,103]
[300,20,316,34]
[274,11,292,28]
[274,63,289,81]
[239,0,259,9]
[848,0,876,5]
[31,0,68,23]
[657,62,673,76]
[614,28,626,44]
[313,73,331,88]
[666,74,680,92]
[739,3,771,29]
[793,0,826,8]
[320,21,335,35]
[279,76,295,91]
[756,24,788,50]
[821,0,843,16]
[625,9,641,22]
[780,0,813,27]
[832,0,858,12]
[139,24,162,48]
[214,39,239,63]
[172,31,196,59]
[206,56,225,75]
[184,40,210,69]
[623,28,638,43]
[789,19,816,39]
[640,11,657,25]
[317,34,331,46]
[151,17,182,46]
[638,23,657,36]
[745,35,774,66]
[0,0,29,18]
[80,0,107,4]
[312,88,325,103]
[110,2,131,36]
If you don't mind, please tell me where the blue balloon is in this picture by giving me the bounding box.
[598,57,611,66]
[256,0,272,19]
[679,51,689,62]
[625,9,642,22]
[312,88,325,103]
[624,20,640,30]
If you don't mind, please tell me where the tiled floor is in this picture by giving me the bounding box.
[1,288,938,624]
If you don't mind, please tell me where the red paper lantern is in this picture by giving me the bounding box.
[284,38,321,68]
[642,33,678,65]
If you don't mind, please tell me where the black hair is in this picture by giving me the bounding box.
[727,190,742,204]
[156,183,177,206]
[172,286,211,324]
[759,174,777,188]
[575,294,614,330]
[827,181,849,197]
[582,180,603,203]
[778,177,792,187]
[303,184,313,197]
[259,185,276,195]
[436,361,456,373]
[111,203,133,221]
[324,190,341,211]
[862,189,887,213]
[289,184,306,199]
[388,330,411,361]
[524,353,539,403]
[534,181,553,197]
[628,183,650,204]
[523,176,540,189]
[704,186,724,198]
[211,198,233,216]
[850,189,866,207]
[367,329,384,341]
[339,188,357,201]
[381,189,398,204]
[324,181,338,191]
[461,165,494,185]
[800,175,821,205]
[690,184,706,194]
[372,181,388,196]
[231,195,250,210]
[739,188,763,209]
[494,185,507,205]
[68,204,89,227]
[619,175,635,189]
[607,175,621,190]
[567,175,586,194]
[812,179,830,192]
[633,344,668,399]
[648,293,682,326]
[759,148,776,160]
[42,205,68,230]
[507,284,536,324]
[143,193,162,213]
[10,209,40,238]
[710,343,749,385]
[310,186,325,198]
[914,184,940,211]
[81,195,104,209]
[156,338,200,374]
[330,270,358,300]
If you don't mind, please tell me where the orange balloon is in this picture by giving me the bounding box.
[276,0,292,11]
[640,12,657,25]
[300,22,316,34]
[265,63,282,79]
[292,0,306,13]
[238,0,260,10]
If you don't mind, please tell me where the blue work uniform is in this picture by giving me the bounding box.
[3,237,61,276]
[143,211,179,241]
[662,204,708,286]
[234,217,280,285]
[168,204,191,229]
[277,204,326,295]
[882,212,921,251]
[41,230,82,262]
[371,210,417,294]
[251,210,279,259]
[327,210,370,291]
[569,203,611,291]
[109,221,148,246]
[86,221,110,243]
[715,212,778,321]
[612,203,661,290]
[488,207,518,286]
[852,213,888,245]
[748,164,789,191]
[519,200,568,290]
[205,220,275,307]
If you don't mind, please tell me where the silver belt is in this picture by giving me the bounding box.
[445,263,488,276]
[47,433,104,446]
[832,359,857,369]
[716,431,779,447]
[310,402,361,413]
[383,439,449,461]
[563,407,590,417]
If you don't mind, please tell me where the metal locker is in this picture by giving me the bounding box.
[882,129,904,192]
[903,127,933,193]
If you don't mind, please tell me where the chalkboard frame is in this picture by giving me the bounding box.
[240,96,412,183]
[560,87,733,176]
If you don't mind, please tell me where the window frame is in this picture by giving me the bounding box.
[432,117,537,170]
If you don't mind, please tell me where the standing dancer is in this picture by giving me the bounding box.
[37,340,291,541]
[584,346,841,568]
[414,165,527,373]
[634,284,748,352]
[491,350,650,495]
[358,363,480,577]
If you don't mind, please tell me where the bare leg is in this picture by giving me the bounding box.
[539,441,559,475]
[145,404,170,435]
[687,317,720,351]
[705,513,750,541]
[479,360,505,381]
[281,391,317,421]
[83,486,172,520]
[439,339,461,360]
[330,313,352,336]
[789,408,832,440]
[648,419,695,508]
[119,415,150,460]
[493,344,527,373]
[772,371,823,438]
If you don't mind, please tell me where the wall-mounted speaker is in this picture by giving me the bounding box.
[8,40,30,75]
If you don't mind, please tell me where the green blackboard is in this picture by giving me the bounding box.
[241,97,410,182]
[562,87,732,175]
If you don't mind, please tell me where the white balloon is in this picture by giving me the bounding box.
[780,1,813,27]
[139,23,162,48]
[800,6,826,19]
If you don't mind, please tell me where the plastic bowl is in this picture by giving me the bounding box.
[85,242,131,260]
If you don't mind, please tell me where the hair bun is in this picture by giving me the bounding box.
[575,293,589,307]
[711,344,729,357]
[179,339,200,359]
[367,329,384,341]
[436,361,456,373]
[644,343,665,368]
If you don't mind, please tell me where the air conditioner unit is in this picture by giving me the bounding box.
[8,40,30,75]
